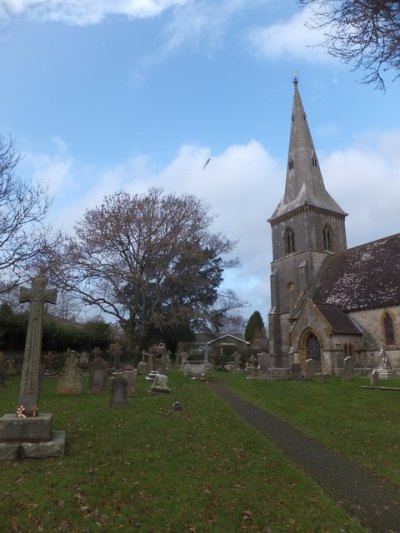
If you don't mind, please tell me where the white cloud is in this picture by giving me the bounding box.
[0,0,191,25]
[21,128,400,320]
[248,6,333,64]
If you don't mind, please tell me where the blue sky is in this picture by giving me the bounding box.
[1,0,400,324]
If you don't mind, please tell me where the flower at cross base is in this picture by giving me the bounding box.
[16,405,26,418]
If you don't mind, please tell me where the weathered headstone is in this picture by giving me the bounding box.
[233,351,241,371]
[149,373,171,394]
[304,358,318,379]
[89,357,108,393]
[342,356,355,381]
[57,350,82,395]
[0,277,65,460]
[377,344,397,379]
[79,351,90,369]
[109,343,122,369]
[370,368,379,386]
[289,362,302,380]
[146,352,155,374]
[123,366,137,396]
[138,360,147,375]
[258,353,270,375]
[247,354,258,379]
[5,358,17,376]
[110,376,128,407]
[18,277,57,416]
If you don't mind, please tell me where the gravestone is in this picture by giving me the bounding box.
[149,373,171,394]
[247,355,258,379]
[5,358,17,376]
[258,353,270,375]
[110,376,128,407]
[0,276,65,460]
[138,360,147,375]
[289,362,302,380]
[109,343,122,369]
[370,368,379,386]
[79,351,90,369]
[342,356,355,381]
[146,352,155,374]
[123,366,137,396]
[89,357,108,393]
[377,344,397,379]
[233,351,241,371]
[304,358,318,379]
[57,350,82,395]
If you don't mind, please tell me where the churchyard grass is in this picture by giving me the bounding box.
[221,373,400,486]
[0,371,362,532]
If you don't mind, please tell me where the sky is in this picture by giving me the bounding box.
[1,0,400,325]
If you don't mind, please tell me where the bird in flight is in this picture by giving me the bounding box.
[202,158,211,170]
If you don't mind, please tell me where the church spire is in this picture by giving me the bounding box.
[270,78,346,220]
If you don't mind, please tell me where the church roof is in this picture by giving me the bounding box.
[315,303,362,335]
[270,80,346,221]
[315,233,400,311]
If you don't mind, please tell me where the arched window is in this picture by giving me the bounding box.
[323,224,333,251]
[306,333,320,362]
[284,227,295,254]
[383,312,395,346]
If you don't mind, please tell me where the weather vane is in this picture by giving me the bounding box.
[293,71,299,85]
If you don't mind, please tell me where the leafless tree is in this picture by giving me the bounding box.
[43,188,242,350]
[299,0,400,89]
[0,136,50,291]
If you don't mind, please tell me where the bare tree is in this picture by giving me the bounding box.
[43,188,241,351]
[299,0,400,89]
[0,136,50,291]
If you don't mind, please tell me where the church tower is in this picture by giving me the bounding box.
[268,78,347,363]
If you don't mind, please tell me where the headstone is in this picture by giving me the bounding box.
[18,277,57,416]
[138,360,147,375]
[0,277,65,460]
[109,343,122,369]
[149,373,171,394]
[5,358,17,376]
[370,368,379,386]
[123,366,137,396]
[342,356,355,381]
[304,358,318,379]
[377,344,397,379]
[57,350,82,395]
[110,376,128,407]
[289,362,302,380]
[258,353,270,375]
[247,354,258,379]
[89,357,108,393]
[79,351,90,369]
[147,352,155,374]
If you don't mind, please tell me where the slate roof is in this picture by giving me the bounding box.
[314,233,400,312]
[316,303,362,335]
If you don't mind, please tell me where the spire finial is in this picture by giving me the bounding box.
[293,71,299,86]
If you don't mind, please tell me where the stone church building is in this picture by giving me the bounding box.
[268,79,400,374]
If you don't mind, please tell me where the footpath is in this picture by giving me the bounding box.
[210,381,400,533]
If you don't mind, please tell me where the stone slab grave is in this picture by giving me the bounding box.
[0,277,65,461]
[89,357,108,393]
[149,373,171,394]
[122,366,137,396]
[304,358,318,379]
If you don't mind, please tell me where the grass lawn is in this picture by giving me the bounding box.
[221,372,400,486]
[0,371,362,532]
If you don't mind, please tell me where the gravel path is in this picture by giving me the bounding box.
[210,380,400,533]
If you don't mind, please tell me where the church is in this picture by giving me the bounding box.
[268,79,400,375]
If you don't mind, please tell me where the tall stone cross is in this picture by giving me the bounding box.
[18,276,57,416]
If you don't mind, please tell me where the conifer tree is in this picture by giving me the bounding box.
[244,311,266,342]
